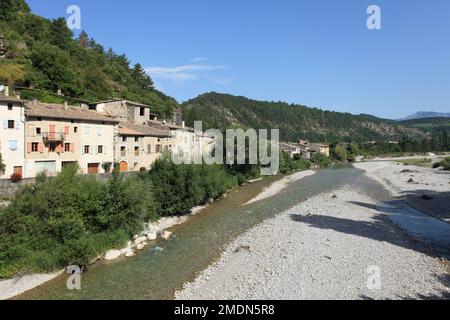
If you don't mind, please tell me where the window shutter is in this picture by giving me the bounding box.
[64,126,70,135]
[27,143,32,154]
[3,120,7,129]
[39,143,44,153]
[60,143,65,153]
[103,145,107,155]
[70,143,75,153]
[15,121,20,130]
[9,140,18,150]
[90,145,94,155]
[49,124,56,140]
[95,145,98,155]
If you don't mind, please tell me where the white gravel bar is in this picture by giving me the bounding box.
[176,188,449,300]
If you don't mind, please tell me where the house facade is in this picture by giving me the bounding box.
[0,95,25,179]
[24,102,118,177]
[115,121,171,172]
[94,99,158,125]
[310,143,330,157]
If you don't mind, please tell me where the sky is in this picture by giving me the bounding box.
[27,0,450,119]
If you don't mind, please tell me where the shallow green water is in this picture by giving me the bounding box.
[17,166,390,300]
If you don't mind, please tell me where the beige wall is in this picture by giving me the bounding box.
[96,101,154,125]
[115,134,171,172]
[0,100,25,179]
[25,117,115,177]
[310,144,330,157]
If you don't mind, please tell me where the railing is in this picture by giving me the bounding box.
[42,132,66,142]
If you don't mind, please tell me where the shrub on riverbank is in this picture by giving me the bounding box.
[148,156,238,217]
[0,165,155,279]
[311,154,332,168]
[433,157,450,170]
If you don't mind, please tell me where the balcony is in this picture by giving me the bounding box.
[42,132,66,142]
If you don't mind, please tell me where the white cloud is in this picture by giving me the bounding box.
[192,57,208,62]
[145,64,227,83]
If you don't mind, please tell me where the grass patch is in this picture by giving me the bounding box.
[398,158,433,167]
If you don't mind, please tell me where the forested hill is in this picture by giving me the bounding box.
[0,0,176,117]
[181,92,422,142]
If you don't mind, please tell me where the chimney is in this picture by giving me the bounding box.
[182,121,185,128]
[32,99,38,106]
[63,101,68,110]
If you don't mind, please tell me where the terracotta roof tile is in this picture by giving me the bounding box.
[25,102,118,123]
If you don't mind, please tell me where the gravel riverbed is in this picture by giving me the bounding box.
[176,188,449,300]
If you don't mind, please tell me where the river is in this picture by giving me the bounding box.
[16,166,391,300]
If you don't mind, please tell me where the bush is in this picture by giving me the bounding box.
[311,153,332,168]
[0,164,156,278]
[434,157,450,170]
[102,162,112,173]
[149,156,237,217]
[10,173,22,183]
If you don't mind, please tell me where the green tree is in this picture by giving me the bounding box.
[0,153,5,174]
[0,0,30,21]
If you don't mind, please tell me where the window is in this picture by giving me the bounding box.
[140,107,145,116]
[49,142,58,152]
[37,117,42,121]
[120,146,126,156]
[7,103,13,110]
[64,143,71,152]
[135,136,139,142]
[156,144,162,153]
[147,144,152,154]
[84,145,90,154]
[36,127,42,135]
[134,146,140,156]
[84,126,90,135]
[32,142,39,152]
[74,127,78,133]
[98,145,103,154]
[8,120,14,129]
[122,136,127,142]
[9,140,18,151]
[96,126,102,136]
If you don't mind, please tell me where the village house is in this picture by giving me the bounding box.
[94,99,216,169]
[280,143,301,158]
[310,143,330,157]
[93,99,158,125]
[0,91,26,179]
[116,121,171,172]
[24,101,118,177]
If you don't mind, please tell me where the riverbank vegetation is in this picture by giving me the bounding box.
[433,157,450,171]
[2,151,314,279]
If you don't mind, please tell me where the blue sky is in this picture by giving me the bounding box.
[27,0,450,119]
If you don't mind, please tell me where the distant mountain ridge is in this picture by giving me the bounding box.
[181,92,423,142]
[402,112,450,120]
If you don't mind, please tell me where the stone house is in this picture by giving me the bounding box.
[116,121,171,172]
[310,143,330,157]
[24,101,118,177]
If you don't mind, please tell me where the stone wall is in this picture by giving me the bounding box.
[0,178,34,199]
